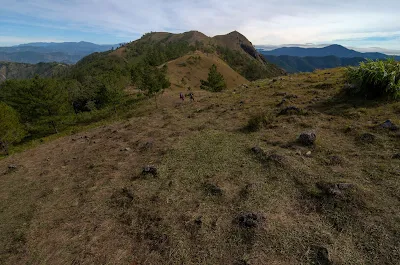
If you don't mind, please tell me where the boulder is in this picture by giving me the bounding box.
[298,132,316,146]
[358,133,376,143]
[278,106,301,115]
[309,245,332,265]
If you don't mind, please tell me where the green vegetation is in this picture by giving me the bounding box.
[200,64,227,92]
[0,103,25,154]
[217,46,282,81]
[346,58,400,99]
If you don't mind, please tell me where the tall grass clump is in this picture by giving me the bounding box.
[346,58,400,99]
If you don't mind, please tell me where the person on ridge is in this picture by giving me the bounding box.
[180,92,185,102]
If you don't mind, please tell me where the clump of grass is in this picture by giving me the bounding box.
[345,58,400,99]
[245,112,274,132]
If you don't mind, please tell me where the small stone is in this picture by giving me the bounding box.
[298,132,316,146]
[278,106,301,115]
[234,212,262,228]
[380,120,399,131]
[8,164,17,170]
[121,147,131,151]
[251,146,265,156]
[309,245,332,265]
[305,151,312,157]
[142,165,158,177]
[392,153,400,159]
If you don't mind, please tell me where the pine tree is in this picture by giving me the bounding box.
[0,103,25,155]
[200,64,227,92]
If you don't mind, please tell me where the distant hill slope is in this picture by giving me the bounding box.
[259,44,400,60]
[165,51,248,90]
[0,61,69,82]
[0,42,118,64]
[264,55,366,73]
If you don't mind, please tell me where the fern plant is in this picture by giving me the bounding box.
[346,58,400,99]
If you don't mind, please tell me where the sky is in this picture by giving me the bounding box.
[1,0,400,53]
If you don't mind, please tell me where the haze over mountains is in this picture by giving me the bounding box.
[257,44,400,73]
[0,42,118,64]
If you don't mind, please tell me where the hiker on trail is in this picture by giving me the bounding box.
[180,92,185,101]
[189,92,195,102]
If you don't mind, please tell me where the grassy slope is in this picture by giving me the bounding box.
[1,68,399,264]
[165,50,248,90]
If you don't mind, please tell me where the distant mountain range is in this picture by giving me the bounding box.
[258,44,400,60]
[0,42,118,64]
[257,44,400,73]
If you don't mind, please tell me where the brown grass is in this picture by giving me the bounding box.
[1,68,399,264]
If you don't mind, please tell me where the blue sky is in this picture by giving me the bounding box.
[1,0,400,53]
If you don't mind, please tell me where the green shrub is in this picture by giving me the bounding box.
[346,58,400,99]
[245,112,274,132]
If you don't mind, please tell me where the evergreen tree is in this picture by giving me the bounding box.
[0,103,25,155]
[200,64,227,92]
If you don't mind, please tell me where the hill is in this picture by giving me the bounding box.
[0,61,69,82]
[260,44,400,60]
[264,55,366,73]
[0,42,118,64]
[1,67,399,264]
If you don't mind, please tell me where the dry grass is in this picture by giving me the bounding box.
[1,68,399,264]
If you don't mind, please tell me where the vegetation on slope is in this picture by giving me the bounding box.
[263,54,366,73]
[0,61,68,82]
[200,64,227,92]
[346,58,400,99]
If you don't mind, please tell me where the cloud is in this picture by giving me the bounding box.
[0,0,400,48]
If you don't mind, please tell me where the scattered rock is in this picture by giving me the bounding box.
[316,182,355,197]
[298,132,316,146]
[194,216,202,226]
[309,245,332,265]
[142,166,158,177]
[278,106,301,115]
[358,133,376,144]
[234,212,263,229]
[392,153,400,159]
[8,164,17,170]
[121,147,131,151]
[203,183,223,196]
[305,151,312,157]
[380,120,399,131]
[251,146,265,156]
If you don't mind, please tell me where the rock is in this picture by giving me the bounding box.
[267,153,285,165]
[234,212,263,228]
[392,153,400,159]
[121,147,131,151]
[358,133,376,143]
[380,120,399,131]
[234,260,249,265]
[316,182,355,197]
[194,216,202,226]
[251,146,265,156]
[298,132,316,146]
[278,106,301,115]
[8,164,17,170]
[140,141,153,151]
[305,151,312,157]
[272,78,278,82]
[203,183,223,196]
[309,245,332,265]
[142,165,158,177]
[284,94,298,99]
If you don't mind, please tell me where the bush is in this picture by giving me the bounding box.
[346,59,400,99]
[245,112,274,132]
